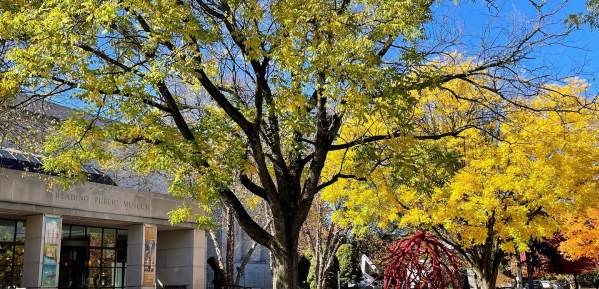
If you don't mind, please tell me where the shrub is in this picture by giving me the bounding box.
[336,243,359,287]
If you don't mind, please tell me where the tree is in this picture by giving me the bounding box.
[580,269,599,289]
[532,236,598,289]
[324,81,599,289]
[205,203,268,287]
[300,198,347,289]
[567,0,599,28]
[559,207,599,261]
[336,243,359,288]
[188,186,272,287]
[0,1,591,288]
[306,249,338,289]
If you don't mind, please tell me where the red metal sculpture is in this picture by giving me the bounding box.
[383,231,462,289]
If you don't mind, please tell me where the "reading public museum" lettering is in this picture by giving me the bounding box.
[54,191,149,211]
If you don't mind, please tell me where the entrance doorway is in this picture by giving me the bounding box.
[59,240,89,289]
[60,225,128,289]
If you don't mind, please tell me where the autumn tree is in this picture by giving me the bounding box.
[0,1,592,288]
[559,207,599,261]
[532,236,598,289]
[324,82,599,289]
[300,198,348,289]
[567,0,599,28]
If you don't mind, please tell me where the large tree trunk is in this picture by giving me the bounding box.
[270,213,304,289]
[526,252,534,289]
[272,249,300,289]
[473,266,499,289]
[471,251,501,289]
[478,278,497,289]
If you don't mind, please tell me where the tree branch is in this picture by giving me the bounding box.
[76,44,142,76]
[240,174,268,201]
[156,82,196,141]
[316,173,366,192]
[328,126,472,151]
[219,188,273,248]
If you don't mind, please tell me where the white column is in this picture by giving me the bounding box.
[126,224,157,289]
[23,214,62,288]
[191,229,208,289]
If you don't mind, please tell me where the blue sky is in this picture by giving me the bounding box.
[53,0,598,108]
[430,0,599,93]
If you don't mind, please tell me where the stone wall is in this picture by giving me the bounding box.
[0,167,194,226]
[157,229,207,289]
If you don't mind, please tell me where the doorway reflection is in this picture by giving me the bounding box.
[59,225,127,289]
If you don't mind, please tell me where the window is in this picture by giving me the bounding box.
[61,225,127,289]
[0,220,25,288]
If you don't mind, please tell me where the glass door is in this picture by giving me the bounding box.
[59,241,90,289]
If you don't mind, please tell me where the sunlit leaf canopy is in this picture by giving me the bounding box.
[566,0,599,28]
[559,207,599,261]
[323,78,599,254]
[0,0,441,222]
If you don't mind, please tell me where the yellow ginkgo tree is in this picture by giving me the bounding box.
[323,81,599,289]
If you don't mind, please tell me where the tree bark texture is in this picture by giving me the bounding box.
[226,206,236,287]
[526,252,534,289]
[272,245,301,289]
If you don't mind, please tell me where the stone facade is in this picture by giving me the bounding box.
[0,168,187,226]
[0,100,271,289]
[0,167,206,289]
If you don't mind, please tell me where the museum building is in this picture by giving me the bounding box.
[0,146,207,289]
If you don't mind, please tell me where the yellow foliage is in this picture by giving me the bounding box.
[559,208,599,260]
[325,78,598,254]
[1,0,597,253]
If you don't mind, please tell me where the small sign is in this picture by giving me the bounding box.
[41,215,62,287]
[143,224,157,287]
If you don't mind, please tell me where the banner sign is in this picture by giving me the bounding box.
[143,224,157,287]
[41,215,62,287]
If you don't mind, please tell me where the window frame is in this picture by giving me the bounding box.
[0,219,25,288]
[61,224,127,289]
